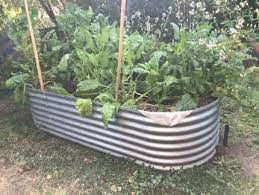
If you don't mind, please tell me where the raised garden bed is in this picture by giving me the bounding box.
[28,88,220,170]
[10,1,252,171]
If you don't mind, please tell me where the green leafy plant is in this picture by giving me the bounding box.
[175,94,198,111]
[75,98,93,117]
[102,102,120,128]
[48,84,71,96]
[5,73,31,104]
[5,4,257,126]
[76,79,106,98]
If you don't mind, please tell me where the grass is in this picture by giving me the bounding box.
[221,87,259,145]
[0,90,259,194]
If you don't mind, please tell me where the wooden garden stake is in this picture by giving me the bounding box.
[115,0,127,101]
[23,0,45,91]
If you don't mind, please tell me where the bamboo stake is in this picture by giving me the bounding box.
[115,0,127,101]
[23,0,45,91]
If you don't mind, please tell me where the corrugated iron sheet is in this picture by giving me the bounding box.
[28,88,220,170]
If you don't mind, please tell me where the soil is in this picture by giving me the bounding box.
[0,160,68,194]
[137,96,216,112]
[0,160,35,194]
[198,96,216,107]
[137,103,160,112]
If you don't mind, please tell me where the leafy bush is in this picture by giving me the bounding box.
[5,4,257,126]
[70,0,259,42]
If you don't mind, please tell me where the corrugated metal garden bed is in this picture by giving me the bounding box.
[28,88,220,171]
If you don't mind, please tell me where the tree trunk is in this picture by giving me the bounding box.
[39,0,65,41]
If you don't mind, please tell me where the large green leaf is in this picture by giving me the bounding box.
[76,49,88,62]
[48,84,71,96]
[149,51,167,67]
[122,99,136,109]
[57,54,71,71]
[76,79,102,93]
[95,92,114,103]
[97,27,112,50]
[126,34,144,49]
[175,94,198,111]
[5,73,30,89]
[102,102,120,128]
[87,53,99,67]
[164,76,179,87]
[132,66,149,74]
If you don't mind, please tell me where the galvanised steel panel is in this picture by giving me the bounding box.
[28,88,220,170]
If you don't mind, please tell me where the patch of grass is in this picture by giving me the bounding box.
[222,111,258,144]
[251,126,259,150]
[221,89,259,144]
[249,87,259,150]
[252,90,259,104]
[0,101,258,194]
[251,90,259,117]
[128,158,258,194]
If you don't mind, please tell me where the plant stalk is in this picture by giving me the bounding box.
[23,0,45,91]
[115,0,127,101]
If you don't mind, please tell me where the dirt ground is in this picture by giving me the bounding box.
[0,161,38,194]
[226,136,259,178]
[0,162,71,195]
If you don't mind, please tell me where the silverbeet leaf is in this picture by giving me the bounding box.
[57,54,71,71]
[95,92,114,103]
[75,98,93,117]
[76,79,102,93]
[48,84,71,96]
[102,102,120,128]
[5,73,30,89]
[176,94,198,111]
[122,99,136,109]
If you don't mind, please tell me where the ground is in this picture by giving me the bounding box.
[0,89,258,194]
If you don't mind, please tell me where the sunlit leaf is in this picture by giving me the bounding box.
[102,102,120,128]
[5,73,30,89]
[75,98,93,117]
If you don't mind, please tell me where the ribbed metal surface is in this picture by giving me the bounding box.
[28,88,220,170]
